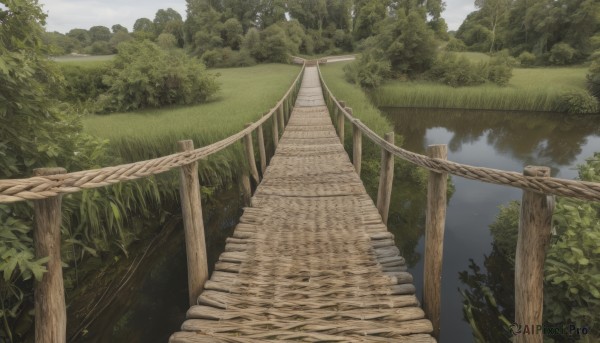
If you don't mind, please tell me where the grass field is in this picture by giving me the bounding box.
[361,58,592,112]
[83,63,301,180]
[53,54,115,64]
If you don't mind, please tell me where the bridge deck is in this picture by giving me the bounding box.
[169,66,435,342]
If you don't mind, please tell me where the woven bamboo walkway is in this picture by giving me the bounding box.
[169,66,435,342]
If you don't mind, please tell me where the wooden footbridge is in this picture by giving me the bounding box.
[2,59,600,343]
[170,66,435,342]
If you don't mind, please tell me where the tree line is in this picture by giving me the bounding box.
[453,0,600,65]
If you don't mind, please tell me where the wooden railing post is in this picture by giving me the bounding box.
[515,166,553,343]
[257,122,267,175]
[423,144,448,340]
[278,104,285,133]
[33,167,67,343]
[337,108,346,144]
[271,111,279,149]
[244,123,260,183]
[352,119,362,175]
[177,141,209,307]
[241,172,252,206]
[376,133,394,224]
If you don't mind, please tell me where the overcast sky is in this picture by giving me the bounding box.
[40,0,474,34]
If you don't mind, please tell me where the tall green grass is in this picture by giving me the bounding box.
[367,63,591,112]
[83,63,300,186]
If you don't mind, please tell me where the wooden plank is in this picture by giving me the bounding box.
[376,132,394,225]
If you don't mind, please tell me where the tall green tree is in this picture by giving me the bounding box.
[257,0,287,28]
[353,0,389,40]
[88,25,111,42]
[153,8,183,36]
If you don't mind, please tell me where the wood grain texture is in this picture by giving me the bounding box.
[257,123,267,175]
[243,123,260,183]
[178,140,209,306]
[337,107,345,144]
[515,166,553,343]
[271,111,279,149]
[241,172,252,207]
[422,144,448,340]
[352,120,362,176]
[376,132,395,225]
[33,167,67,343]
[277,105,285,134]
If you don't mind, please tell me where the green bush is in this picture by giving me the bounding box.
[343,52,390,88]
[558,89,599,114]
[518,51,536,67]
[485,54,514,86]
[98,40,219,113]
[427,53,485,87]
[446,37,467,52]
[59,63,110,103]
[201,48,256,68]
[549,42,577,65]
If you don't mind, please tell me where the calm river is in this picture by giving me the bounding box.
[381,107,600,342]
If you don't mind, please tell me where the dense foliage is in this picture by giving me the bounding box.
[97,40,219,112]
[460,153,600,342]
[456,0,600,64]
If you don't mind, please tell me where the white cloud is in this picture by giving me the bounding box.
[442,0,476,31]
[40,0,187,33]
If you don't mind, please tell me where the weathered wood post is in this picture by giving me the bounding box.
[514,166,553,343]
[33,167,67,343]
[422,144,448,340]
[278,104,285,133]
[241,172,252,206]
[177,140,209,307]
[337,101,345,132]
[271,110,279,149]
[257,122,267,175]
[337,108,346,144]
[376,133,395,224]
[352,119,362,175]
[244,123,260,183]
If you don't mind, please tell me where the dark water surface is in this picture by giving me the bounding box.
[381,107,600,342]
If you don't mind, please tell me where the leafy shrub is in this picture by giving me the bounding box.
[518,51,536,67]
[484,53,514,86]
[201,48,256,68]
[446,37,467,52]
[157,33,178,49]
[59,63,110,104]
[558,89,599,114]
[343,51,390,88]
[83,41,112,55]
[587,54,600,100]
[98,40,219,112]
[549,42,576,65]
[427,53,485,87]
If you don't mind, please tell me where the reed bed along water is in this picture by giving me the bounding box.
[368,63,589,112]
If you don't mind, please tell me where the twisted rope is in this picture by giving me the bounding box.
[0,64,306,204]
[317,64,600,202]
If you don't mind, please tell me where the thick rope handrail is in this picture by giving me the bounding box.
[0,63,306,204]
[317,64,600,202]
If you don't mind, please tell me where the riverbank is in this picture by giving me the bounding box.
[328,61,597,114]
